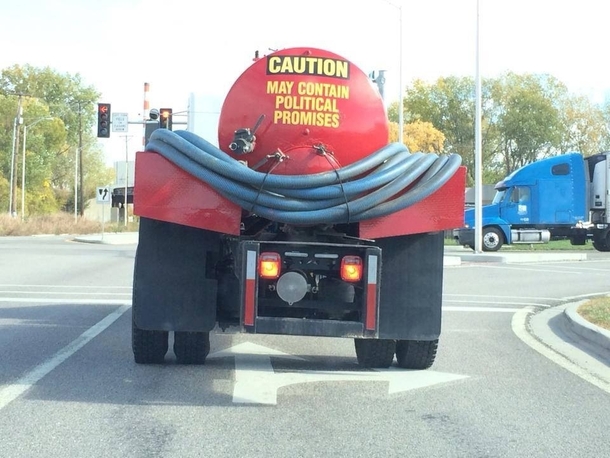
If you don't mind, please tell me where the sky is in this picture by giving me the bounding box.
[1,0,610,166]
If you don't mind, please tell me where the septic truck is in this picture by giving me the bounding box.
[131,47,465,369]
[455,152,610,251]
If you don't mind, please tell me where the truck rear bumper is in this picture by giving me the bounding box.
[252,317,365,338]
[237,240,381,338]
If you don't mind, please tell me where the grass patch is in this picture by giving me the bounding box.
[578,297,610,331]
[0,213,139,236]
[501,239,593,251]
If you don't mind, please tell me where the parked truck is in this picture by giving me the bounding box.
[131,47,465,369]
[454,152,610,252]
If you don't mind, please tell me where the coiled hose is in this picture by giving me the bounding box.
[145,129,462,225]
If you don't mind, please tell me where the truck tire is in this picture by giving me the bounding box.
[482,227,503,251]
[593,240,610,252]
[174,331,210,365]
[395,339,438,369]
[354,338,395,368]
[132,311,169,364]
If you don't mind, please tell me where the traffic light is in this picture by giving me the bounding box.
[97,103,111,138]
[159,108,172,130]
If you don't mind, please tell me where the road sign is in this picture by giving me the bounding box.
[112,113,129,132]
[96,187,111,203]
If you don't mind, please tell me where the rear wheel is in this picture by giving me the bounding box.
[395,339,438,369]
[174,331,210,364]
[354,339,395,368]
[132,311,169,364]
[593,232,610,252]
[482,227,503,251]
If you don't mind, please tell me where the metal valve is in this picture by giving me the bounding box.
[229,114,265,154]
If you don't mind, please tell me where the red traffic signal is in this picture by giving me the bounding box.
[159,108,172,130]
[97,103,111,138]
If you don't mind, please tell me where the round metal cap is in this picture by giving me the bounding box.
[276,271,308,305]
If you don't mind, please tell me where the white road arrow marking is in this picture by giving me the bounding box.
[209,342,468,405]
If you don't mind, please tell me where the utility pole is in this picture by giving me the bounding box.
[9,96,23,216]
[120,135,134,227]
[74,144,78,223]
[78,102,84,217]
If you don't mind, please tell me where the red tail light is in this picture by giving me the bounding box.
[259,252,281,279]
[341,256,363,282]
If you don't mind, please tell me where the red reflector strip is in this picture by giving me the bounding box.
[244,250,257,326]
[365,255,378,331]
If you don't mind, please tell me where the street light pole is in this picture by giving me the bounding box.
[398,3,404,145]
[8,116,18,215]
[8,97,23,216]
[78,103,84,217]
[381,0,404,144]
[474,0,483,253]
[74,145,78,223]
[21,125,28,221]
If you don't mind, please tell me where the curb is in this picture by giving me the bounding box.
[564,303,610,357]
[72,232,139,245]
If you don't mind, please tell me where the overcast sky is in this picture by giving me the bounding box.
[2,0,609,165]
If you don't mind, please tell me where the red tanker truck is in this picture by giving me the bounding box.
[132,47,465,369]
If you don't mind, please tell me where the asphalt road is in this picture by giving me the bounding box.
[0,235,608,458]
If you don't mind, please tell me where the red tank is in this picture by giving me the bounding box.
[218,47,389,175]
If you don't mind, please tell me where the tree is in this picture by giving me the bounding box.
[388,120,445,153]
[593,99,610,153]
[396,76,491,185]
[0,65,103,215]
[558,94,607,157]
[488,73,564,175]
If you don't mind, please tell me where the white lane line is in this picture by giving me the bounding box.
[445,293,560,301]
[466,265,584,275]
[537,265,610,273]
[511,307,610,394]
[444,306,531,313]
[0,298,131,304]
[0,305,131,411]
[445,300,550,308]
[560,291,610,302]
[0,284,132,289]
[0,291,129,296]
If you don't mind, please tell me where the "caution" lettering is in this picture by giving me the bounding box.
[267,56,349,79]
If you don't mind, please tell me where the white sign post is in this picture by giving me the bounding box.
[112,113,129,133]
[96,186,111,240]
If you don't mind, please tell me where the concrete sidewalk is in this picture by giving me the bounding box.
[72,231,139,245]
[443,244,588,265]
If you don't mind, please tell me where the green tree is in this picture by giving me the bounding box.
[486,73,565,175]
[0,64,103,215]
[599,100,610,152]
[558,94,607,157]
[395,76,492,186]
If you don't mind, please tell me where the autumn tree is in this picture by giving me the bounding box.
[388,120,445,153]
[0,65,111,215]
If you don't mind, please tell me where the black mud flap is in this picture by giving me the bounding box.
[133,217,220,332]
[376,232,443,340]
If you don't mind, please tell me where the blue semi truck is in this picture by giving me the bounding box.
[454,152,610,252]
